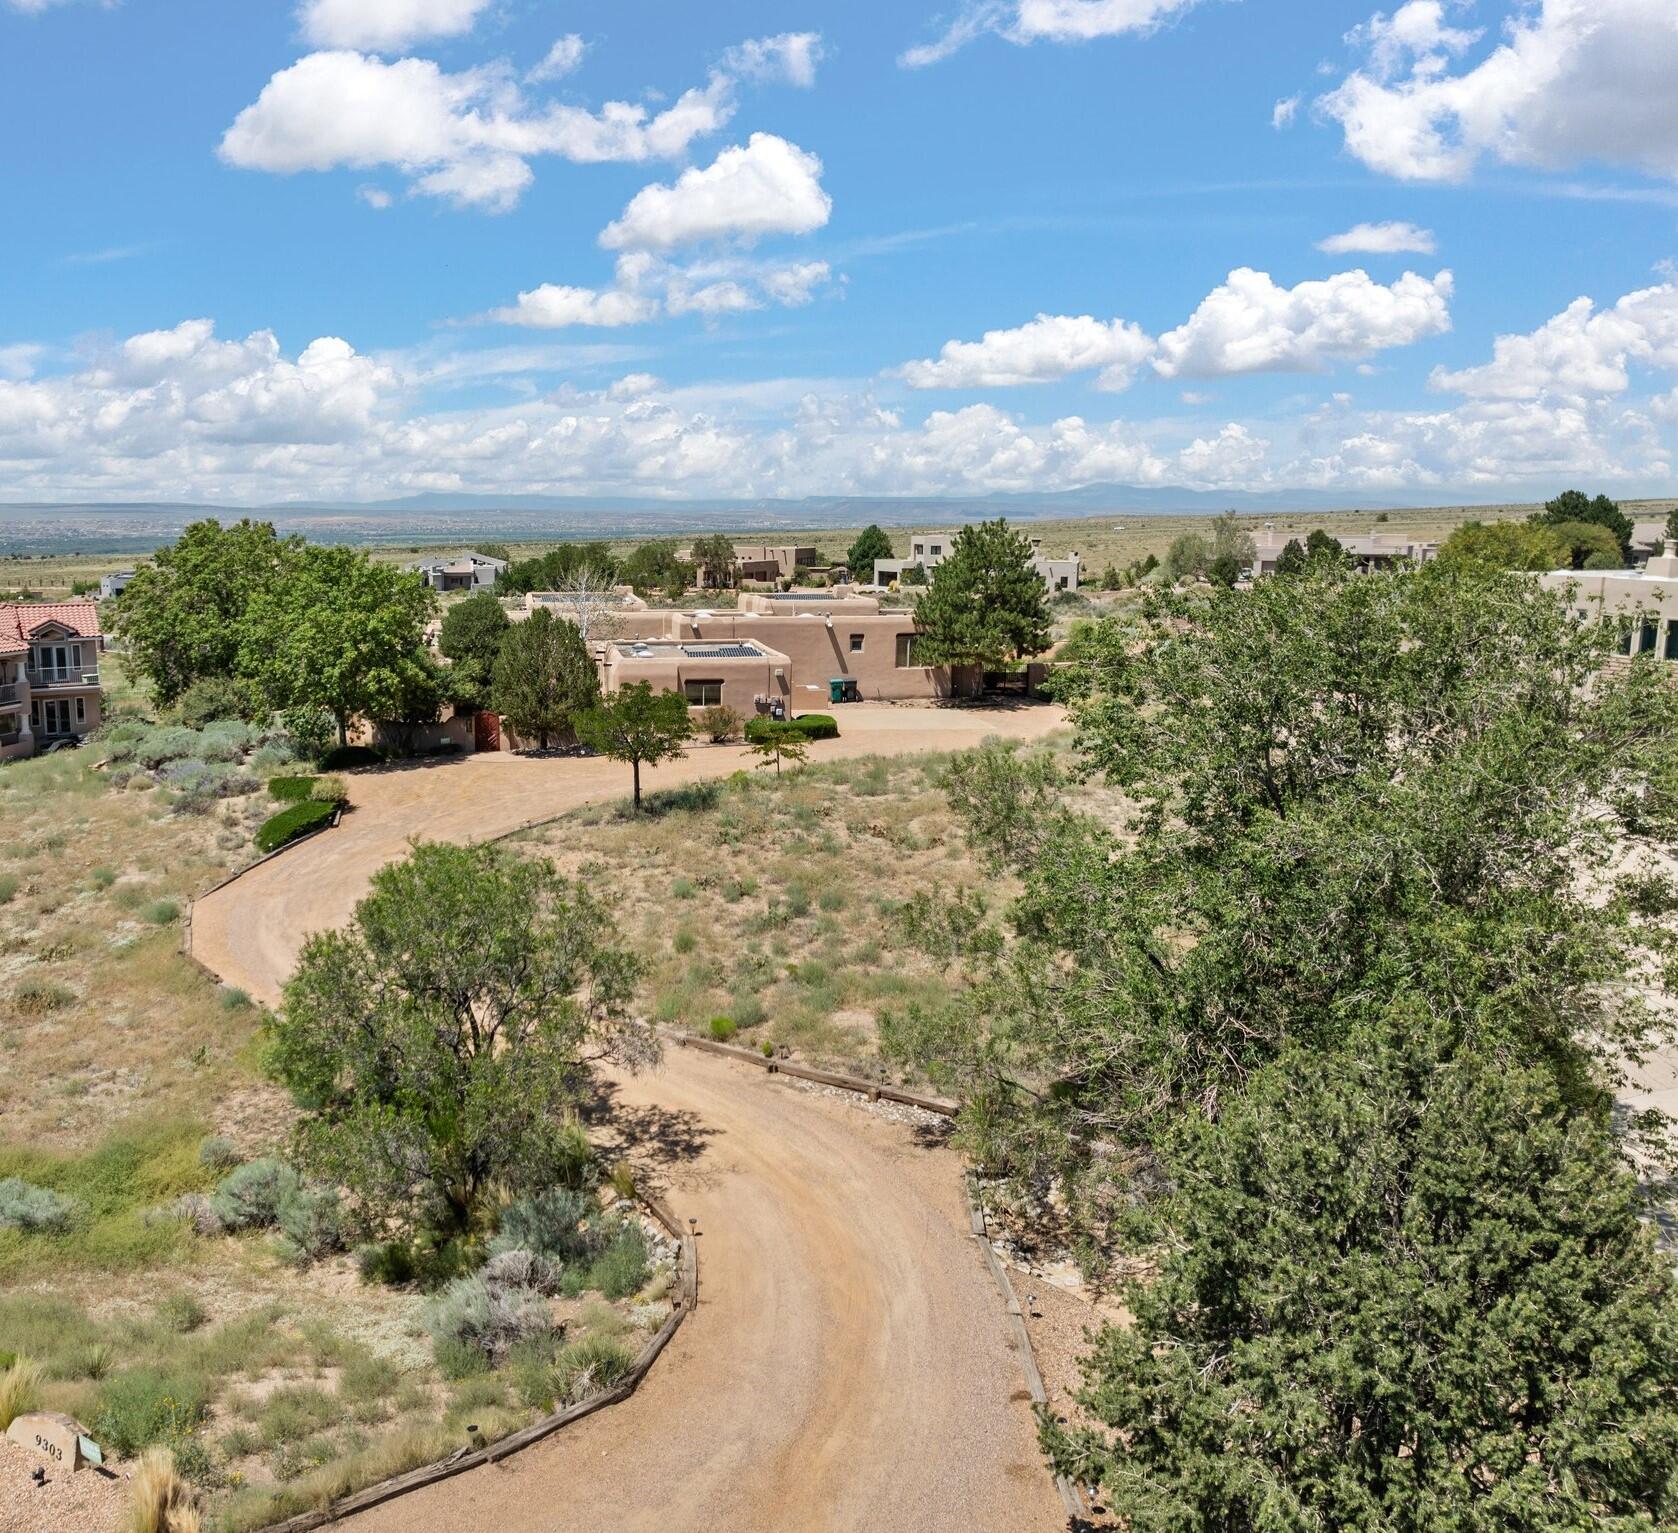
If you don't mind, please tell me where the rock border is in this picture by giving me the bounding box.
[253,1189,699,1533]
[965,1174,1089,1524]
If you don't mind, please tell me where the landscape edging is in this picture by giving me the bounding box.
[663,1029,958,1117]
[965,1174,1089,1524]
[251,1188,699,1533]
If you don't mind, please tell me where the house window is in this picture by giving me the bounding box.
[895,634,920,668]
[1666,623,1678,661]
[1618,621,1636,655]
[929,544,942,557]
[75,698,85,724]
[684,679,724,707]
[1641,621,1659,655]
[849,633,864,653]
[1056,576,1069,590]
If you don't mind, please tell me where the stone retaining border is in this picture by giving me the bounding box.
[965,1174,1089,1525]
[665,1029,959,1116]
[254,1189,699,1533]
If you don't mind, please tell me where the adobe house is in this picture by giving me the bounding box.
[0,601,105,761]
[1250,528,1440,575]
[591,591,974,710]
[1541,539,1678,660]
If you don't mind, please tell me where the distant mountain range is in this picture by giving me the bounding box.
[0,481,1532,557]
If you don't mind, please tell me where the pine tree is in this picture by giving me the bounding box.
[911,519,1051,673]
[490,609,598,750]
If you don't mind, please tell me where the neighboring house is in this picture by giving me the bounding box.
[873,533,1082,593]
[1541,540,1678,659]
[0,601,105,761]
[409,552,508,592]
[1250,529,1439,575]
[681,543,828,588]
[99,570,136,600]
[594,590,973,708]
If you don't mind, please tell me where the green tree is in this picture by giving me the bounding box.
[889,560,1678,1199]
[496,543,617,596]
[1666,506,1678,544]
[845,524,894,582]
[1305,527,1346,560]
[268,842,641,1239]
[490,609,599,750]
[689,534,738,589]
[748,720,810,777]
[1045,1029,1678,1531]
[376,650,449,758]
[1163,532,1210,582]
[1209,511,1255,572]
[1550,518,1627,570]
[618,542,689,597]
[1274,537,1307,575]
[1438,519,1571,571]
[1534,488,1633,561]
[1207,553,1239,588]
[575,681,694,811]
[439,591,511,706]
[911,519,1051,673]
[239,546,436,746]
[112,519,302,706]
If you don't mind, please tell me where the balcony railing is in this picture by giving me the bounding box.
[27,667,98,688]
[0,683,19,707]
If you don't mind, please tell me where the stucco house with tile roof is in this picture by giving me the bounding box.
[0,600,105,761]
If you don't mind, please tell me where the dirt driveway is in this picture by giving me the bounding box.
[193,703,1064,1006]
[190,702,1070,1533]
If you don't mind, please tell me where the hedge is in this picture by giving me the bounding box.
[268,775,318,803]
[746,713,839,744]
[255,799,336,855]
[319,745,384,771]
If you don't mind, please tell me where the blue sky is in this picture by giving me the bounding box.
[2,0,1677,504]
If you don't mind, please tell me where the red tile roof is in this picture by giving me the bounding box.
[0,601,103,654]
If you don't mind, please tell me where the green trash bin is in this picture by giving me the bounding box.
[829,677,845,704]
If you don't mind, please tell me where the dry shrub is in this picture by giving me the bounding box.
[127,1447,198,1533]
[0,1356,41,1429]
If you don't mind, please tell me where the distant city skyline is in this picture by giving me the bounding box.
[2,0,1677,505]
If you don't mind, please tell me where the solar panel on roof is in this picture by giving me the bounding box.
[682,644,760,659]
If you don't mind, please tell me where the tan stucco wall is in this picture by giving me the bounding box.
[593,608,961,702]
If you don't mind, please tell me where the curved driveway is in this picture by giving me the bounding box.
[191,703,1069,1533]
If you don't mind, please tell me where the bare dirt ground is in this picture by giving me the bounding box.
[191,703,1071,1533]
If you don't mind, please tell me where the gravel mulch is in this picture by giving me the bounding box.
[0,1435,130,1533]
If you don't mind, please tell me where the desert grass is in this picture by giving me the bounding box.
[529,750,1029,1073]
[126,1447,197,1533]
[0,1356,42,1428]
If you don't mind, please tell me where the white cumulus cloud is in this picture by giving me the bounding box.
[1430,281,1678,399]
[600,134,832,251]
[1153,266,1454,377]
[490,284,660,330]
[898,313,1156,389]
[1318,0,1678,184]
[221,34,820,212]
[299,0,492,52]
[1316,220,1436,254]
[901,0,1204,67]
